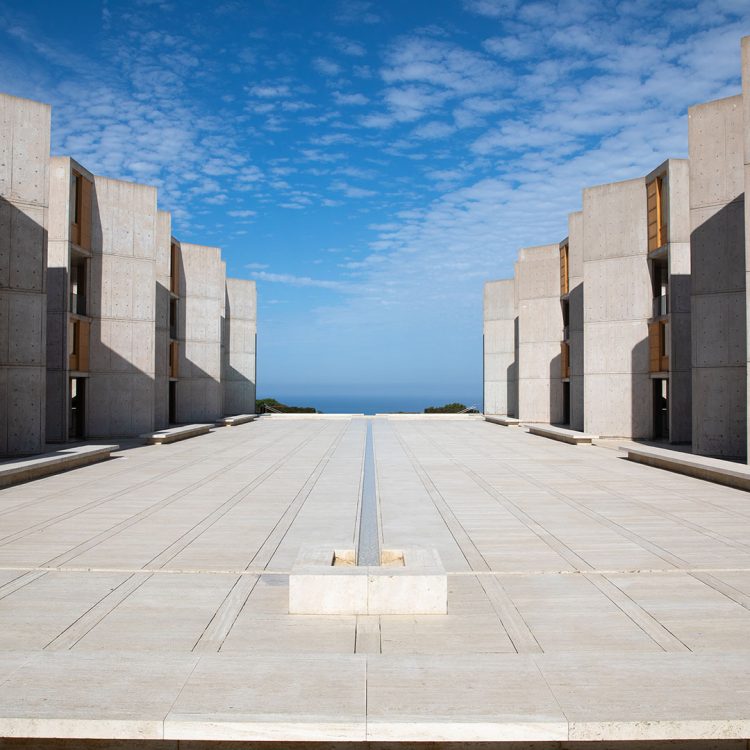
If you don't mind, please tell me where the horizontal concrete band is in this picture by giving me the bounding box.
[141,425,213,444]
[625,445,750,491]
[217,414,258,426]
[528,424,598,444]
[0,652,748,742]
[0,445,118,488]
[485,415,521,426]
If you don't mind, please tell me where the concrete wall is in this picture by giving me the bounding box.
[0,94,49,455]
[87,176,158,437]
[177,244,224,423]
[223,278,257,416]
[483,279,516,416]
[744,37,750,460]
[689,95,746,458]
[154,211,171,430]
[567,211,585,431]
[517,245,563,423]
[583,178,652,438]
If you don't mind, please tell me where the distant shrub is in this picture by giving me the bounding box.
[424,402,477,414]
[257,398,317,414]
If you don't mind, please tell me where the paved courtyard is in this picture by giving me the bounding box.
[1,415,750,744]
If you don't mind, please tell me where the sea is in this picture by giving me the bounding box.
[265,394,483,415]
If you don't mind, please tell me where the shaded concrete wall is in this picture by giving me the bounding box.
[0,94,49,455]
[177,244,224,423]
[567,211,584,431]
[583,178,651,438]
[223,278,257,415]
[483,279,516,416]
[154,211,171,430]
[689,95,746,458]
[88,176,158,437]
[744,37,750,460]
[46,156,94,442]
[517,245,563,423]
[661,159,692,443]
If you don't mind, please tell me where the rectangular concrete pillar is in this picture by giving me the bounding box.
[517,245,563,424]
[223,278,257,416]
[583,178,652,438]
[0,94,50,455]
[154,210,171,430]
[743,36,750,460]
[483,279,517,416]
[177,244,224,423]
[689,95,746,458]
[86,175,158,437]
[566,211,585,431]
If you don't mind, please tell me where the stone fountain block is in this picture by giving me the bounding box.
[288,546,447,615]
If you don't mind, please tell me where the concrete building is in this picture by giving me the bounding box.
[483,278,517,416]
[688,95,746,458]
[1,94,50,456]
[154,210,172,430]
[516,245,563,424]
[559,211,584,430]
[223,278,257,416]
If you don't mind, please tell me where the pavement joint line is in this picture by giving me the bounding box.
[33,422,334,571]
[0,420,308,549]
[390,422,542,654]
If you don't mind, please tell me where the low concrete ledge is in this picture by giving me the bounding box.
[0,445,118,488]
[217,414,258,427]
[142,424,212,445]
[485,415,521,427]
[528,424,598,445]
[624,444,750,491]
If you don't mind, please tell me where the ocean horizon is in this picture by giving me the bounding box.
[259,394,483,416]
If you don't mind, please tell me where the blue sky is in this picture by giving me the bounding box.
[1,0,749,409]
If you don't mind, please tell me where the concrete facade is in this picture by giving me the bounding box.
[689,95,746,459]
[154,210,172,430]
[177,244,225,423]
[583,177,652,438]
[517,245,563,424]
[563,211,584,431]
[0,94,49,456]
[223,277,257,416]
[483,278,516,416]
[743,37,750,460]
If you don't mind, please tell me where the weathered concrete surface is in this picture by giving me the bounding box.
[516,246,563,424]
[0,94,50,456]
[583,177,651,438]
[176,244,224,423]
[689,95,746,459]
[744,36,750,461]
[0,418,749,741]
[153,211,171,430]
[223,278,256,417]
[566,211,584,431]
[483,278,516,416]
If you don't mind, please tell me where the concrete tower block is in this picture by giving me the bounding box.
[689,95,746,458]
[567,211,585,431]
[583,177,651,438]
[177,243,224,423]
[483,279,516,416]
[517,245,563,424]
[87,175,158,437]
[0,94,50,456]
[154,210,171,429]
[223,278,257,416]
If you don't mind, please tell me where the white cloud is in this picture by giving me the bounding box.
[313,57,342,76]
[333,91,369,105]
[228,209,256,217]
[252,271,352,290]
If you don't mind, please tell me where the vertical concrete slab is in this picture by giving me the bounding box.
[483,279,516,416]
[177,244,224,423]
[154,211,171,430]
[583,178,652,438]
[0,94,49,455]
[567,211,584,431]
[743,36,750,460]
[223,278,257,416]
[517,245,563,424]
[689,95,746,459]
[87,175,158,437]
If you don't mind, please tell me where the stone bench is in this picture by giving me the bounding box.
[217,414,258,427]
[0,444,118,489]
[527,424,598,445]
[484,415,521,427]
[624,444,750,491]
[141,424,212,445]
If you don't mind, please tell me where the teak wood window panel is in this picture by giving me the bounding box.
[648,320,669,373]
[559,243,569,296]
[68,318,90,373]
[169,341,179,378]
[170,242,180,295]
[647,175,668,252]
[70,171,93,251]
[561,341,570,379]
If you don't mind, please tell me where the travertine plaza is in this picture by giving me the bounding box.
[484,36,750,460]
[3,23,750,750]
